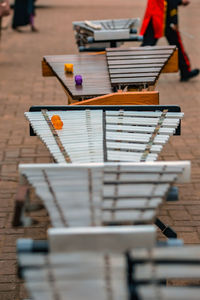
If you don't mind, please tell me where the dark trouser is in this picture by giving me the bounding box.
[141,20,191,78]
[0,17,2,40]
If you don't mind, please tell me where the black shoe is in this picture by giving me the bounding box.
[12,26,22,33]
[31,26,39,32]
[180,69,200,82]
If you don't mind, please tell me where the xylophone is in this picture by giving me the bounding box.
[25,105,183,164]
[129,245,200,300]
[14,161,190,229]
[17,226,200,300]
[106,47,178,90]
[42,46,178,103]
[72,18,141,52]
[17,226,156,300]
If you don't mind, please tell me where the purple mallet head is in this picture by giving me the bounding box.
[75,75,83,86]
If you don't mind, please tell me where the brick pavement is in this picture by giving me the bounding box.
[0,0,200,299]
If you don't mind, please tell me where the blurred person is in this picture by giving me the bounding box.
[12,0,38,32]
[140,0,199,82]
[0,0,11,37]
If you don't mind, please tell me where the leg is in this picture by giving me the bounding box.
[30,14,38,32]
[166,27,199,81]
[141,20,158,46]
[0,17,2,40]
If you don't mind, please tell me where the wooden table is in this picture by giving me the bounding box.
[42,46,178,104]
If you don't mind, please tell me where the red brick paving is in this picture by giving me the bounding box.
[0,0,200,298]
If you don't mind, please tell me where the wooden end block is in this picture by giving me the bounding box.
[70,91,159,106]
[162,49,179,73]
[42,60,54,77]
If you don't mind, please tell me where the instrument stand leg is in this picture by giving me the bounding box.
[110,41,117,47]
[155,218,177,239]
[126,253,140,300]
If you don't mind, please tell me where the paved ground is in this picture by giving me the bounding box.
[0,0,200,299]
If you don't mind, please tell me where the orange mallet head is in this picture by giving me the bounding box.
[51,115,61,123]
[64,63,73,73]
[52,120,63,130]
[51,115,63,130]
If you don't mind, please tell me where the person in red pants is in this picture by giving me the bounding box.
[140,0,199,81]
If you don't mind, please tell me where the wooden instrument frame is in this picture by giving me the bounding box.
[70,91,159,106]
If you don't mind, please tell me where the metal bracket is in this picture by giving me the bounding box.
[155,217,177,239]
